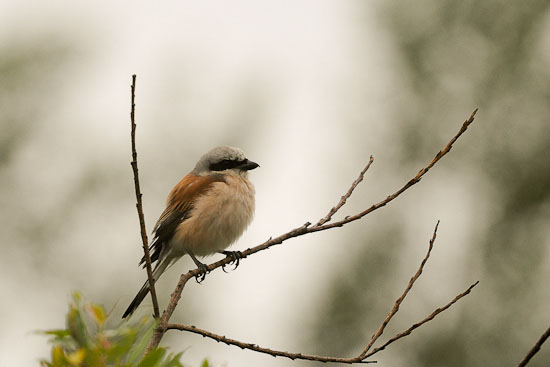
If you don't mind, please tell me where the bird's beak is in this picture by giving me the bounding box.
[239,159,260,171]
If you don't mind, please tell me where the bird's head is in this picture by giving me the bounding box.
[192,146,259,177]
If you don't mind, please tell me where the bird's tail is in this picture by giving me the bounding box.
[122,257,171,319]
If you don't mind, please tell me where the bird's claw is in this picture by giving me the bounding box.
[221,250,244,271]
[194,263,210,283]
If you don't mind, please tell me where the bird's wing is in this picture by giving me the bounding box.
[139,173,226,267]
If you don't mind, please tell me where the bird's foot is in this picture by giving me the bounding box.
[220,250,244,272]
[194,262,210,283]
[189,252,210,283]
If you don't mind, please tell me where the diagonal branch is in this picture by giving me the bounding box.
[517,326,550,367]
[359,220,440,358]
[317,156,375,226]
[365,281,480,357]
[129,74,160,319]
[309,109,478,234]
[146,109,479,352]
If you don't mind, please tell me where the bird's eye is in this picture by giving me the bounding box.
[209,159,244,171]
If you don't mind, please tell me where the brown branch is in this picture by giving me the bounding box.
[309,108,478,234]
[165,324,376,364]
[146,109,479,352]
[359,220,440,358]
[130,74,160,319]
[517,326,550,367]
[365,281,480,357]
[161,223,476,365]
[317,155,374,226]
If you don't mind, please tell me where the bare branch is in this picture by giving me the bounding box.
[129,74,160,319]
[146,109,479,353]
[165,324,376,364]
[309,109,478,234]
[365,281,480,357]
[359,220,440,358]
[162,223,477,365]
[517,326,550,367]
[317,155,375,226]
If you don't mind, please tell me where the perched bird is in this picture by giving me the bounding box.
[123,146,259,318]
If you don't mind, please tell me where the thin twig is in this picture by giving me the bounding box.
[517,326,550,367]
[365,281,480,357]
[317,156,375,226]
[146,109,478,351]
[309,109,478,234]
[359,220,440,358]
[130,74,160,319]
[165,324,376,364]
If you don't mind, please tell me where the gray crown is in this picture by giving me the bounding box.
[192,146,247,174]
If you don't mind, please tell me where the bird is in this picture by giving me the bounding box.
[123,145,259,318]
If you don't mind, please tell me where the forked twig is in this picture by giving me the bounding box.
[129,74,159,319]
[365,281,479,357]
[359,221,440,357]
[317,156,375,226]
[163,281,478,364]
[308,109,478,234]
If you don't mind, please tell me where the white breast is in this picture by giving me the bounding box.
[170,173,255,257]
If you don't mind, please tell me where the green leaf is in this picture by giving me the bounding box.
[200,358,210,367]
[65,349,85,365]
[72,292,82,303]
[127,319,156,363]
[43,329,71,339]
[139,348,165,367]
[51,346,66,366]
[88,304,106,326]
[163,353,183,367]
[67,306,90,348]
[41,293,186,367]
[106,327,138,360]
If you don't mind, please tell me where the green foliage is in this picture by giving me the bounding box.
[40,293,183,367]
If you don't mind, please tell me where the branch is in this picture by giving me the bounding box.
[359,220,440,358]
[165,324,376,364]
[146,109,479,353]
[308,108,478,234]
[129,74,160,319]
[365,281,480,358]
[317,155,374,226]
[161,222,477,364]
[517,326,550,367]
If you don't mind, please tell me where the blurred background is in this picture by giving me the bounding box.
[1,0,549,366]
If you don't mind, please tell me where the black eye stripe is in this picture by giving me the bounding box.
[209,159,245,171]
